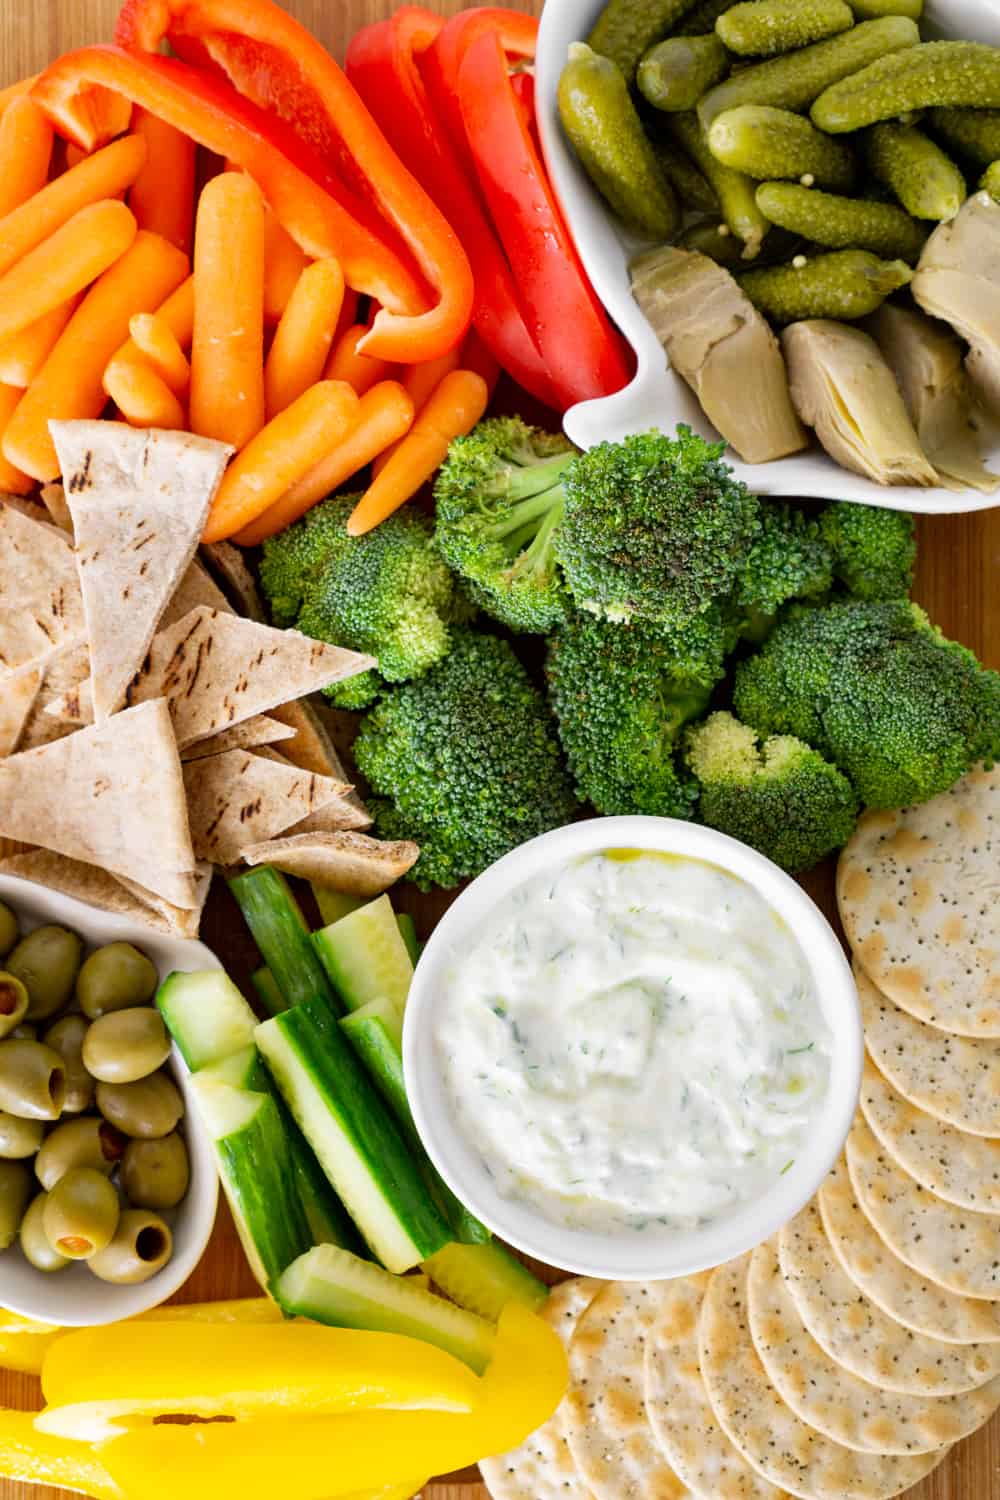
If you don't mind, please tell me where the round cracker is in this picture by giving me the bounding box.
[837,767,1000,1038]
[818,1157,1000,1345]
[481,1277,602,1500]
[858,965,1000,1139]
[564,1280,690,1500]
[747,1238,999,1455]
[697,1255,948,1500]
[643,1276,788,1500]
[778,1201,1000,1395]
[846,1116,1000,1301]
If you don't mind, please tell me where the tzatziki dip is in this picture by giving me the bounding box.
[434,849,831,1237]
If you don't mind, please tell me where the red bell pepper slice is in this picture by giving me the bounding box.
[456,31,631,410]
[346,7,557,410]
[113,0,473,363]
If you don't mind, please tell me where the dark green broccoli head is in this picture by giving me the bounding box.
[737,502,834,619]
[685,711,858,872]
[433,416,576,633]
[819,502,916,601]
[354,630,580,890]
[733,599,1000,809]
[554,426,760,628]
[546,610,727,817]
[258,496,357,627]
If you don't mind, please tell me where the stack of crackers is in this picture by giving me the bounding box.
[484,764,1000,1500]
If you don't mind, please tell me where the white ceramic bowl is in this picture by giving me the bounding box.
[404,816,862,1281]
[0,873,219,1325]
[535,0,1000,515]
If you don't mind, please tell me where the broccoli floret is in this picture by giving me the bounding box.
[738,503,834,620]
[554,426,760,628]
[546,610,726,817]
[819,502,916,601]
[258,497,358,627]
[733,599,1000,809]
[685,711,859,872]
[354,630,580,890]
[433,417,576,633]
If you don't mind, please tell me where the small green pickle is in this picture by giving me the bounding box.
[755,182,926,260]
[847,0,921,17]
[980,161,1000,201]
[669,110,771,255]
[717,0,853,59]
[866,121,966,220]
[638,34,729,111]
[651,139,720,211]
[559,43,679,239]
[676,0,741,35]
[929,107,1000,168]
[739,248,912,322]
[677,217,747,265]
[587,0,700,82]
[813,42,1000,134]
[708,104,856,190]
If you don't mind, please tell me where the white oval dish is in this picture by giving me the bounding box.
[534,0,1000,515]
[0,873,219,1325]
[404,816,861,1281]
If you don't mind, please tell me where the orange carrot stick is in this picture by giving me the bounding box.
[348,369,489,536]
[104,350,185,429]
[460,326,502,397]
[190,171,266,450]
[128,108,197,254]
[0,198,136,346]
[325,323,396,398]
[372,347,462,478]
[264,258,345,418]
[104,275,194,397]
[0,382,35,494]
[0,97,53,218]
[0,134,146,279]
[0,77,38,122]
[263,210,309,324]
[129,312,190,394]
[334,287,360,348]
[235,380,416,544]
[203,380,359,543]
[3,230,188,481]
[64,143,88,169]
[0,295,79,387]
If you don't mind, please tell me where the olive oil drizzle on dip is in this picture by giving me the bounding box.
[435,850,831,1237]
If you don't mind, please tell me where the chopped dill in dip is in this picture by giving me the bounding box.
[434,849,831,1236]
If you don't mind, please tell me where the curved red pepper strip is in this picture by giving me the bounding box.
[346,8,558,411]
[456,31,631,410]
[114,0,473,363]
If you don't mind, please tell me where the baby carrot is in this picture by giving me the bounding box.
[190,172,266,450]
[0,134,146,279]
[335,287,360,347]
[371,348,461,478]
[0,76,38,122]
[0,383,35,495]
[0,199,137,347]
[325,323,396,397]
[263,211,309,324]
[0,97,53,218]
[235,380,416,544]
[461,326,502,397]
[129,313,190,395]
[105,276,194,397]
[264,258,345,418]
[3,230,189,481]
[0,296,79,387]
[348,369,489,536]
[104,351,186,429]
[128,109,197,255]
[203,380,360,543]
[64,143,88,169]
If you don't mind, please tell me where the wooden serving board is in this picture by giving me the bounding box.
[3,2,1000,1497]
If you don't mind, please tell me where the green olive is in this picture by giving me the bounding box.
[0,1112,44,1159]
[0,974,28,1040]
[0,903,17,960]
[42,1166,120,1259]
[10,1025,35,1041]
[43,1015,93,1113]
[20,1193,69,1272]
[34,1116,127,1192]
[75,943,158,1021]
[0,1041,66,1120]
[6,926,83,1021]
[0,1161,32,1249]
[87,1208,172,1284]
[96,1070,183,1139]
[121,1131,189,1210]
[83,1007,170,1086]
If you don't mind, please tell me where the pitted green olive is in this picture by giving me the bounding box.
[10,1025,35,1041]
[7,926,82,1021]
[0,903,17,959]
[0,974,28,1040]
[35,1116,127,1192]
[87,1208,172,1284]
[0,1041,66,1120]
[0,1161,32,1249]
[96,1070,183,1139]
[121,1131,189,1210]
[42,1167,120,1260]
[83,1008,170,1085]
[20,1194,69,1272]
[43,1015,93,1113]
[75,943,158,1020]
[0,1112,44,1159]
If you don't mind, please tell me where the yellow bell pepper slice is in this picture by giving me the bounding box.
[97,1304,567,1500]
[0,1331,62,1375]
[38,1322,482,1441]
[0,1410,121,1500]
[0,1308,61,1337]
[140,1297,283,1326]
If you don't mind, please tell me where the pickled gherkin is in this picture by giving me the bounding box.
[717,0,853,60]
[708,105,856,191]
[669,111,770,255]
[847,0,921,16]
[587,0,699,83]
[813,42,1000,135]
[755,182,926,261]
[652,140,720,211]
[982,162,1000,201]
[638,35,729,112]
[678,218,749,266]
[929,107,1000,168]
[739,249,912,322]
[866,122,966,220]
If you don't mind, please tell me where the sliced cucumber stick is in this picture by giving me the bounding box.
[424,1241,549,1322]
[250,965,286,1017]
[313,895,413,1013]
[230,867,341,1014]
[195,1044,269,1091]
[311,886,366,927]
[157,970,258,1071]
[396,913,421,965]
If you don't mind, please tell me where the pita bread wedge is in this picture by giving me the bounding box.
[200,540,266,620]
[0,699,197,908]
[38,483,72,533]
[239,831,418,895]
[249,751,370,834]
[0,501,85,679]
[0,850,189,937]
[116,865,213,940]
[19,645,90,751]
[51,421,232,723]
[181,716,296,762]
[265,699,369,823]
[0,667,42,756]
[126,608,374,748]
[183,750,351,865]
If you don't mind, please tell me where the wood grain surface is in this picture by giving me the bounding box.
[2,2,999,1498]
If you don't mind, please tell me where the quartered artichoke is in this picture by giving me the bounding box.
[911,190,1000,418]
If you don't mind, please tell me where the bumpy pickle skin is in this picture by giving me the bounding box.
[866,122,966,220]
[739,249,912,322]
[638,34,729,111]
[755,182,926,260]
[981,162,1000,201]
[678,218,747,265]
[708,105,856,190]
[813,42,1000,134]
[848,0,921,16]
[558,44,680,239]
[717,0,853,60]
[587,0,700,82]
[669,111,770,255]
[651,139,720,211]
[930,107,1000,168]
[698,17,919,127]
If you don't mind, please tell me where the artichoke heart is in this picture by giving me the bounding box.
[911,190,1000,417]
[781,319,937,485]
[630,246,807,464]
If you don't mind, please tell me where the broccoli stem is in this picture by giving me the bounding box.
[502,450,577,502]
[485,483,568,544]
[509,502,566,581]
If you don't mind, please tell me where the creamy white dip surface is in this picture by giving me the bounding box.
[434,849,832,1236]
